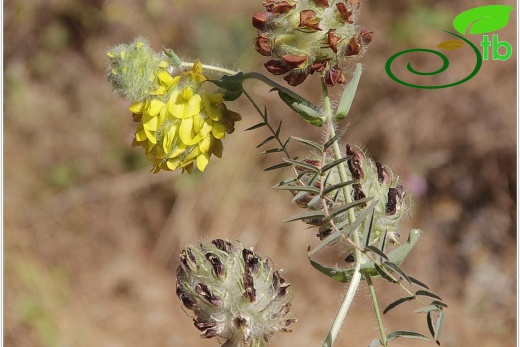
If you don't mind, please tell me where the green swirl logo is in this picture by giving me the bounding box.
[385,5,514,89]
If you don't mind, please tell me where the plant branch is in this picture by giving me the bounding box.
[320,76,364,347]
[367,274,388,346]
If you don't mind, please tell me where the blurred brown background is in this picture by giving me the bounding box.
[3,0,516,346]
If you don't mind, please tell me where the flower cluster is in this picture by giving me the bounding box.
[107,39,241,173]
[253,0,373,86]
[176,239,296,347]
[291,145,409,243]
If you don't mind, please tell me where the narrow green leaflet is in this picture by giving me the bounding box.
[256,136,275,148]
[335,63,363,121]
[245,122,267,131]
[260,148,285,154]
[383,296,415,314]
[321,157,350,174]
[414,305,442,314]
[435,310,445,344]
[386,331,430,342]
[453,5,514,35]
[284,158,321,173]
[384,261,412,284]
[329,197,372,219]
[291,136,324,152]
[322,181,356,196]
[276,185,320,194]
[415,290,442,301]
[409,276,430,290]
[282,210,326,223]
[264,162,292,172]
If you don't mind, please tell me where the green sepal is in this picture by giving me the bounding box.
[334,63,363,121]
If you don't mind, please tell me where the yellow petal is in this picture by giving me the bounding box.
[192,60,203,74]
[197,152,210,172]
[144,126,157,144]
[135,125,148,142]
[157,70,173,86]
[166,158,181,170]
[180,118,203,145]
[193,115,204,133]
[199,135,212,153]
[148,99,164,117]
[200,121,212,137]
[154,145,167,159]
[168,89,201,119]
[211,122,226,139]
[162,124,178,153]
[150,86,167,95]
[168,143,187,158]
[129,102,145,114]
[183,147,200,162]
[143,112,159,131]
[186,93,202,118]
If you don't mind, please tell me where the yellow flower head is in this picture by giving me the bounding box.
[130,61,241,174]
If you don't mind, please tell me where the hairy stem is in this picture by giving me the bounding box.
[367,274,388,346]
[321,78,363,347]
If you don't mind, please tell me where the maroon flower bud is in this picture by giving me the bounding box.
[310,60,328,73]
[336,3,353,23]
[255,33,272,56]
[311,0,329,7]
[375,161,392,184]
[346,144,365,180]
[358,29,374,45]
[263,0,295,14]
[282,54,308,69]
[324,68,347,87]
[344,35,361,56]
[299,9,322,31]
[327,29,341,53]
[284,71,308,86]
[252,12,270,31]
[264,60,290,75]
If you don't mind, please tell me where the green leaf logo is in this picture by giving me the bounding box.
[453,5,514,35]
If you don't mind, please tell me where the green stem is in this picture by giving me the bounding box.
[321,78,363,347]
[367,274,388,346]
